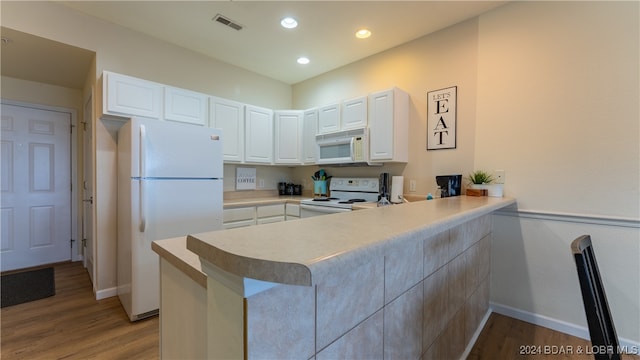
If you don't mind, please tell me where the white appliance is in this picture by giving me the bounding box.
[300,177,379,217]
[117,118,223,321]
[315,128,371,165]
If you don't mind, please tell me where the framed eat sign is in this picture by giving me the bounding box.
[427,86,457,150]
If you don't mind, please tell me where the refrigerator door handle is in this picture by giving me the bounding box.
[139,124,146,178]
[139,124,147,232]
[139,180,146,232]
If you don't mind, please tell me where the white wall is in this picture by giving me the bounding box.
[474,1,639,344]
[292,1,640,344]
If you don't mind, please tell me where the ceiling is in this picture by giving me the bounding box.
[2,1,506,88]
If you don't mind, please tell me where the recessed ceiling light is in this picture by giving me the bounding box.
[355,28,372,39]
[297,57,310,65]
[281,17,298,29]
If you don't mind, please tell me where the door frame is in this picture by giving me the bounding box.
[1,99,80,263]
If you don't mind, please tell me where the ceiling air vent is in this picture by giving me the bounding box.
[212,14,243,31]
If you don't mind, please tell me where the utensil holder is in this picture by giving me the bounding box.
[313,180,328,197]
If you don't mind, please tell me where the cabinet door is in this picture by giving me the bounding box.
[369,90,394,161]
[274,111,303,164]
[245,105,274,164]
[223,207,256,229]
[341,96,367,130]
[164,86,208,126]
[257,204,285,224]
[104,71,162,119]
[302,109,318,164]
[369,88,409,162]
[210,97,245,162]
[285,203,301,221]
[317,103,340,134]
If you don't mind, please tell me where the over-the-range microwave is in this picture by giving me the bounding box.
[315,128,372,165]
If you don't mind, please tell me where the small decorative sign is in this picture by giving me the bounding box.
[427,86,457,150]
[236,167,256,190]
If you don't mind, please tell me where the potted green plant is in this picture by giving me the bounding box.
[467,170,503,197]
[467,170,494,187]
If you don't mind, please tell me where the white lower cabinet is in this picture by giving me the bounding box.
[223,207,256,229]
[285,203,300,221]
[224,203,292,228]
[256,204,285,224]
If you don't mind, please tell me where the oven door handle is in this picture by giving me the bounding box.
[300,204,352,213]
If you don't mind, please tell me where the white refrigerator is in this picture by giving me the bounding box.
[117,118,223,321]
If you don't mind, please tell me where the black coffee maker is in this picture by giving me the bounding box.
[379,172,390,201]
[435,175,462,198]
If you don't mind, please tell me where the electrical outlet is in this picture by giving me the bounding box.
[258,178,265,188]
[494,170,505,184]
[409,180,416,192]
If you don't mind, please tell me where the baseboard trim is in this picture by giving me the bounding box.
[95,287,117,300]
[490,302,640,350]
[460,309,492,360]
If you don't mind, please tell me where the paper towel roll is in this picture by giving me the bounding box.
[391,176,404,203]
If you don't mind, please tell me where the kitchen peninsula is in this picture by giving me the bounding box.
[154,196,515,359]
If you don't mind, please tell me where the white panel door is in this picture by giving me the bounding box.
[1,103,71,271]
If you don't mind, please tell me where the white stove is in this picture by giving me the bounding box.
[300,177,379,217]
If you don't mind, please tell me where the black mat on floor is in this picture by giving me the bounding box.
[1,267,55,308]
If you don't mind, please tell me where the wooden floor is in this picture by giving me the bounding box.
[2,262,637,360]
[1,262,158,360]
[469,313,640,360]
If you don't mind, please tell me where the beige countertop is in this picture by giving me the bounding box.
[152,236,207,288]
[187,196,515,287]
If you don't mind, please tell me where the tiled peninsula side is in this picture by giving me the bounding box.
[241,215,491,359]
[181,196,515,359]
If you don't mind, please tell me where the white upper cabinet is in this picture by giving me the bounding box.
[302,109,318,164]
[210,97,245,163]
[368,88,409,163]
[164,86,208,126]
[104,71,162,119]
[341,96,367,130]
[245,105,274,164]
[317,103,340,134]
[274,110,303,165]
